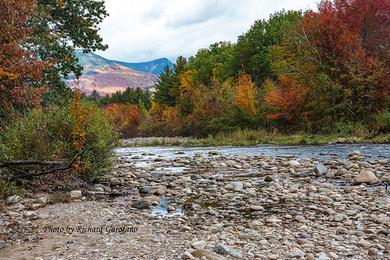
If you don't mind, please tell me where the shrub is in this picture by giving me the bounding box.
[0,92,118,181]
[374,111,390,133]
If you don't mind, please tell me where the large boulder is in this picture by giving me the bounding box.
[354,170,378,184]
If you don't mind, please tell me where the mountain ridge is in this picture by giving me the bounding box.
[68,51,173,96]
[75,50,173,75]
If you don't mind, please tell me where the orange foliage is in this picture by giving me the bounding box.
[265,76,308,123]
[105,103,141,137]
[235,74,256,115]
[67,90,89,172]
[0,0,48,115]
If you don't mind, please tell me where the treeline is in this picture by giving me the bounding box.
[102,0,389,138]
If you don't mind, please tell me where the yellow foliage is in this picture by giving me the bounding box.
[67,90,89,171]
[235,73,256,115]
[0,68,18,80]
[179,70,194,91]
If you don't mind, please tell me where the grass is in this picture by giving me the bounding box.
[122,129,389,147]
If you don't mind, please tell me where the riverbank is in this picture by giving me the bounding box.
[122,131,390,147]
[0,146,389,259]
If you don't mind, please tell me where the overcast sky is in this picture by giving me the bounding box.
[96,0,318,62]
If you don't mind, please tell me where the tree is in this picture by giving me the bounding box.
[231,11,302,85]
[0,0,48,122]
[264,76,308,125]
[300,0,387,121]
[154,56,187,107]
[154,66,177,106]
[235,74,256,115]
[28,0,108,104]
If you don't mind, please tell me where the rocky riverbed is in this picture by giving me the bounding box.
[1,145,389,259]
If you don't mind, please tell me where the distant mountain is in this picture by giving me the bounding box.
[113,58,174,75]
[67,50,163,96]
[75,50,173,75]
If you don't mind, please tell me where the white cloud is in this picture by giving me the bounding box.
[96,0,318,62]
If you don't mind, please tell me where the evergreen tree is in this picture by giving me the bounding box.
[154,65,177,106]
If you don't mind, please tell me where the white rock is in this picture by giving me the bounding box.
[191,240,206,249]
[6,195,21,205]
[289,160,301,167]
[69,190,82,199]
[290,247,304,257]
[231,181,244,191]
[316,252,330,260]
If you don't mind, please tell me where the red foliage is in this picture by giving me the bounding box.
[265,76,308,123]
[303,0,388,102]
[333,0,390,59]
[0,0,48,115]
[105,103,141,137]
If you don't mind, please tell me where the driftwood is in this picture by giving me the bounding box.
[0,145,92,181]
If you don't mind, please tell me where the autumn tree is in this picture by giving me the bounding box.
[105,103,142,137]
[235,74,256,115]
[264,76,308,125]
[300,0,387,121]
[0,0,48,121]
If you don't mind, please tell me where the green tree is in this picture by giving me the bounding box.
[154,56,187,106]
[231,10,302,86]
[27,0,108,105]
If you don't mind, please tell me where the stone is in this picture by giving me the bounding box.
[314,164,328,175]
[191,240,206,249]
[208,150,219,155]
[380,172,390,183]
[139,186,153,194]
[25,211,38,220]
[289,160,301,167]
[213,244,242,258]
[69,190,82,200]
[264,175,274,182]
[348,151,364,160]
[267,254,279,260]
[6,195,21,205]
[290,247,304,258]
[250,205,264,211]
[231,181,244,191]
[131,199,151,209]
[335,168,349,177]
[110,177,123,186]
[182,251,195,260]
[316,252,330,260]
[192,249,226,260]
[37,197,48,205]
[354,170,378,184]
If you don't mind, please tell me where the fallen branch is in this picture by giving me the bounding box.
[0,160,66,168]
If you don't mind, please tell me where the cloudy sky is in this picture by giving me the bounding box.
[96,0,318,62]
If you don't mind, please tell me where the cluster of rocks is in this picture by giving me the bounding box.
[0,148,389,259]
